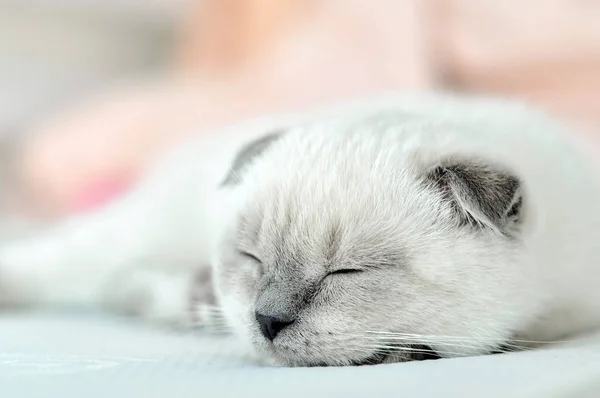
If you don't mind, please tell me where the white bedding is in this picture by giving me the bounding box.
[1,312,599,398]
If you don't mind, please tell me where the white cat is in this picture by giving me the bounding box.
[1,93,599,367]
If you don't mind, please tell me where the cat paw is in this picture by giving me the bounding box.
[104,265,223,331]
[188,267,228,333]
[104,267,193,328]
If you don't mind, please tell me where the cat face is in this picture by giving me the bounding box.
[211,118,539,367]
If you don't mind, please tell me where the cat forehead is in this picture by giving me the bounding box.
[235,181,435,274]
[233,132,445,251]
[246,132,420,199]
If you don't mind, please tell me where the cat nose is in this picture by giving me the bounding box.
[255,312,295,341]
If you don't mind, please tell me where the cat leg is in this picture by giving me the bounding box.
[0,160,215,325]
[0,121,272,324]
[106,267,194,327]
[102,263,218,328]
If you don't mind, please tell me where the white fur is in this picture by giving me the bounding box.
[1,93,599,365]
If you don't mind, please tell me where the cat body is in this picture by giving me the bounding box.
[1,93,599,366]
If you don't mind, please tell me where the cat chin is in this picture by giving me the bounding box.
[245,331,444,367]
[256,345,442,367]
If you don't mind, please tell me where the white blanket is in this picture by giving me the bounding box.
[1,312,599,398]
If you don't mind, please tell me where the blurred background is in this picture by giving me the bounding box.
[0,0,599,224]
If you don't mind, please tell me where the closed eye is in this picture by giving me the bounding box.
[239,251,262,264]
[328,269,364,275]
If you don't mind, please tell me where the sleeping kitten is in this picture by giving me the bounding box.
[1,93,600,367]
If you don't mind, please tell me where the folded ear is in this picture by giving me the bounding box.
[425,159,523,233]
[221,131,283,186]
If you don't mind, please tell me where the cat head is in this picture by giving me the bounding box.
[210,117,539,366]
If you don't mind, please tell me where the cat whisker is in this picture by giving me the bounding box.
[345,332,552,354]
[360,339,495,353]
[359,331,572,346]
[366,345,459,357]
[343,333,513,353]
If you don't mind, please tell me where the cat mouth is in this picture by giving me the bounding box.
[404,344,443,361]
[351,344,441,366]
[264,337,443,367]
[349,351,389,366]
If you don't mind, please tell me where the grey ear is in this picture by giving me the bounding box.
[426,159,523,232]
[221,131,283,186]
